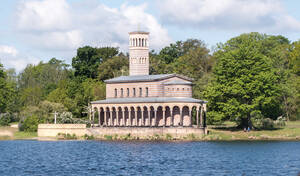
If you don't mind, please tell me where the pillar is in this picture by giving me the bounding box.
[98,108,101,127]
[117,109,120,126]
[148,109,151,127]
[135,108,138,126]
[92,110,95,127]
[163,107,166,127]
[142,108,145,126]
[170,110,174,127]
[154,109,157,127]
[129,108,132,126]
[122,108,125,126]
[200,106,203,127]
[104,110,107,126]
[189,107,192,127]
[180,107,183,127]
[110,109,113,126]
[196,108,199,128]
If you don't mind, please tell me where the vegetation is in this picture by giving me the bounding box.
[0,32,299,133]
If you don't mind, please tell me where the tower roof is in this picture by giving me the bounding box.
[129,31,149,35]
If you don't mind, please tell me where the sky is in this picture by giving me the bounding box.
[1,0,300,72]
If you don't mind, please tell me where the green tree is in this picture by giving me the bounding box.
[98,55,129,81]
[72,46,119,79]
[205,33,283,127]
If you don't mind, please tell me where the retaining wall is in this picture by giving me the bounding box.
[38,124,87,137]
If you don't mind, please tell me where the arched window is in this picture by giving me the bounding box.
[142,38,144,47]
[135,38,138,47]
[133,88,136,97]
[146,87,148,97]
[145,39,147,47]
[139,38,141,46]
[114,88,117,97]
[127,88,129,97]
[121,88,123,97]
[139,87,142,97]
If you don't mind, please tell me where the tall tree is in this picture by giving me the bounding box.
[205,33,283,127]
[72,46,119,79]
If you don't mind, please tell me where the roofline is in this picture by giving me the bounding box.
[104,74,193,84]
[129,31,149,35]
[90,97,207,104]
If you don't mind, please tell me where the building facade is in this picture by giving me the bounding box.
[91,31,207,129]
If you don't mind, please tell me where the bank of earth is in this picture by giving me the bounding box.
[1,121,300,141]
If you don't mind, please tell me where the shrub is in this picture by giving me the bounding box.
[83,134,94,140]
[104,135,112,140]
[19,115,39,132]
[165,133,172,140]
[0,113,11,126]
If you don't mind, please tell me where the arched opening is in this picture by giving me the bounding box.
[112,107,117,126]
[139,87,142,97]
[127,88,129,97]
[137,107,142,126]
[182,106,190,126]
[149,106,155,126]
[124,107,129,126]
[165,106,171,126]
[173,106,181,126]
[157,106,163,126]
[142,38,144,47]
[117,107,122,126]
[130,107,135,126]
[191,106,197,126]
[139,38,141,47]
[105,107,110,126]
[133,88,136,97]
[146,87,149,97]
[114,88,117,98]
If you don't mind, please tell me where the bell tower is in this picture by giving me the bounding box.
[129,31,149,76]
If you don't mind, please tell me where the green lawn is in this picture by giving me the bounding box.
[206,121,300,140]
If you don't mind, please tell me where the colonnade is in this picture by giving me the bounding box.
[90,104,206,128]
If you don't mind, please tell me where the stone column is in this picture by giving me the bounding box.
[135,108,138,126]
[163,107,166,127]
[180,107,183,127]
[98,108,101,127]
[196,108,199,128]
[170,110,174,127]
[110,109,113,126]
[200,106,203,127]
[189,107,192,127]
[122,108,125,126]
[154,109,157,127]
[92,110,95,127]
[129,109,132,126]
[142,109,144,126]
[148,109,151,127]
[104,110,107,126]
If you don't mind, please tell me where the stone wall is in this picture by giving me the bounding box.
[38,124,87,137]
[88,127,206,138]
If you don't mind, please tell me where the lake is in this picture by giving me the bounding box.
[0,140,299,175]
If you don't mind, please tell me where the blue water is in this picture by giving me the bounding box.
[0,141,299,176]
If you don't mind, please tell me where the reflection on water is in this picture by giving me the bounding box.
[0,140,299,175]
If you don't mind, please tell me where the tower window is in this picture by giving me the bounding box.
[127,88,129,97]
[133,88,136,97]
[142,38,144,47]
[121,88,123,97]
[139,38,141,47]
[114,89,117,97]
[146,87,148,97]
[139,88,142,97]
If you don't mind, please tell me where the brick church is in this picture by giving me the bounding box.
[91,31,207,129]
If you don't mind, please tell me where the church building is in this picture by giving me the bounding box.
[91,31,207,130]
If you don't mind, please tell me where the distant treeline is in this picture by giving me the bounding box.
[0,32,299,128]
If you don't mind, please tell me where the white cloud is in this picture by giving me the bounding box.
[157,0,300,32]
[15,0,172,53]
[0,45,39,72]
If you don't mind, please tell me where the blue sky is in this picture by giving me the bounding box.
[1,0,300,72]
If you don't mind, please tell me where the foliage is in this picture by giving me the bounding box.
[72,46,119,79]
[0,63,16,113]
[0,113,11,126]
[205,33,284,127]
[19,114,39,132]
[57,133,77,140]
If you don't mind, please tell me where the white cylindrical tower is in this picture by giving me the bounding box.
[129,31,149,76]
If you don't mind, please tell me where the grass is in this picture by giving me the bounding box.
[206,120,300,141]
[14,131,37,139]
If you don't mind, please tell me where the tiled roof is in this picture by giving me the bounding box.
[105,74,193,83]
[91,97,207,104]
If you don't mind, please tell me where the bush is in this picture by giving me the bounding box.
[19,115,39,132]
[252,116,286,130]
[0,113,11,126]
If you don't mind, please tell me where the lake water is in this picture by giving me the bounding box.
[0,141,299,176]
